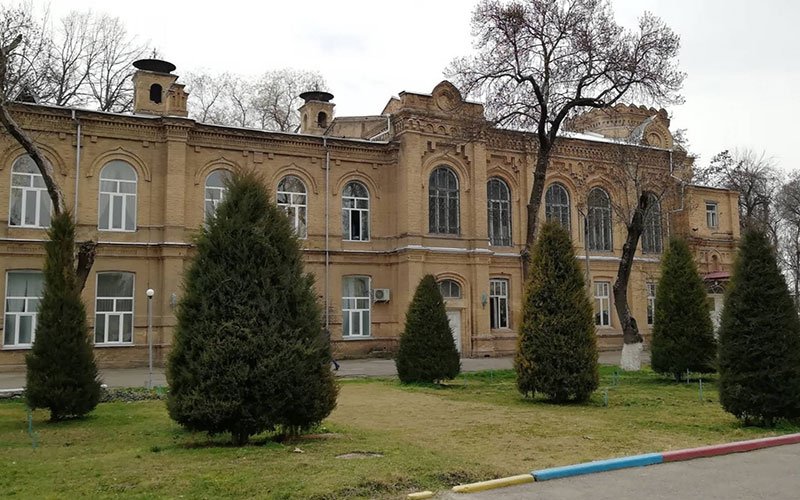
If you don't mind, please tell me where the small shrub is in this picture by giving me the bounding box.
[25,213,100,421]
[651,237,717,379]
[515,222,598,402]
[395,274,461,383]
[718,229,800,426]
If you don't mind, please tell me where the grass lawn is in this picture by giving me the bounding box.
[1,367,798,499]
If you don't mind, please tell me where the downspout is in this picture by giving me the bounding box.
[324,136,330,332]
[71,109,82,222]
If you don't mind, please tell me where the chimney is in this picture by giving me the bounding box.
[298,91,335,135]
[132,59,188,117]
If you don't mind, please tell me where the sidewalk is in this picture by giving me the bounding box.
[0,350,641,390]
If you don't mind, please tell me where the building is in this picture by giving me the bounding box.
[0,60,739,369]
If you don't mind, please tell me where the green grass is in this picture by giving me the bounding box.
[1,367,797,499]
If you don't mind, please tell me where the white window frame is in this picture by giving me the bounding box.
[95,272,135,345]
[204,169,230,223]
[98,162,138,232]
[277,176,308,239]
[342,181,370,241]
[3,271,43,348]
[646,282,657,326]
[594,281,611,327]
[342,276,371,338]
[587,187,613,251]
[9,156,51,228]
[489,278,509,329]
[706,202,719,229]
[487,178,512,246]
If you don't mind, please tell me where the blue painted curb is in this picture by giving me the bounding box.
[532,452,663,481]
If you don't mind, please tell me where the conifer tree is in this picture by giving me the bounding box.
[515,222,598,402]
[651,237,717,379]
[395,274,460,383]
[167,171,338,444]
[26,212,100,421]
[718,229,800,426]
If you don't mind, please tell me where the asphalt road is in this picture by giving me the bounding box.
[440,443,800,500]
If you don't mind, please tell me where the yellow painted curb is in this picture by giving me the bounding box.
[407,491,435,499]
[451,473,534,493]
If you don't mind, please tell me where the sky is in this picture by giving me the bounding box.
[29,0,800,171]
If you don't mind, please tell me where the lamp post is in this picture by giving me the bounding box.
[146,288,154,389]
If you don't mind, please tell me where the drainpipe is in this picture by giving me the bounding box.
[71,109,82,222]
[324,136,330,332]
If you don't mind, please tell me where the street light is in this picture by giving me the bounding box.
[146,288,154,389]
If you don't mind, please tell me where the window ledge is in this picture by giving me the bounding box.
[8,225,47,230]
[98,229,138,233]
[340,336,373,341]
[1,345,32,351]
[94,342,135,348]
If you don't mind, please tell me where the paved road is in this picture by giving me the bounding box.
[0,350,637,390]
[439,443,800,500]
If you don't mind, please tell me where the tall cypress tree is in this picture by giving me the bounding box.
[651,237,717,379]
[395,274,460,383]
[26,212,100,421]
[515,222,598,402]
[167,170,338,444]
[718,229,800,426]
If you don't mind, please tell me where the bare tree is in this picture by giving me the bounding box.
[227,75,253,128]
[606,142,676,369]
[183,70,231,124]
[250,69,325,132]
[46,11,95,107]
[448,0,684,278]
[694,149,782,241]
[84,14,149,112]
[0,3,52,102]
[0,26,96,289]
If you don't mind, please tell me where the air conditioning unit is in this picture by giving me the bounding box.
[372,288,391,303]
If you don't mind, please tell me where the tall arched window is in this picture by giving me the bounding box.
[438,279,462,299]
[429,167,459,234]
[545,183,570,232]
[487,178,511,246]
[98,161,137,231]
[204,170,230,223]
[277,175,307,238]
[642,193,663,254]
[9,155,51,228]
[342,181,369,241]
[587,187,612,251]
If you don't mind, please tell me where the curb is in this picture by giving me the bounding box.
[445,433,800,494]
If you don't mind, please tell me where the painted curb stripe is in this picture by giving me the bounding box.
[407,491,435,499]
[451,474,534,493]
[662,433,800,462]
[532,453,663,481]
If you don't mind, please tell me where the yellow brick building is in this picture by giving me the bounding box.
[0,61,739,369]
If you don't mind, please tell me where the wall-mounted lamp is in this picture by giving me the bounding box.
[481,292,488,309]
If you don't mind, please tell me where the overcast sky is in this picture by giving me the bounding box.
[35,0,800,171]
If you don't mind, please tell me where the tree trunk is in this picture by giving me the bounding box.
[523,147,551,279]
[614,194,649,371]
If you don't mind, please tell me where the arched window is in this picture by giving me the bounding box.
[587,187,612,251]
[204,170,230,223]
[149,83,162,104]
[429,167,459,234]
[342,181,369,241]
[277,175,307,238]
[438,279,461,299]
[317,111,328,128]
[98,161,137,231]
[545,183,570,232]
[9,155,51,228]
[642,193,662,253]
[487,178,511,246]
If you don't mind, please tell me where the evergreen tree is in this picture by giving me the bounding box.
[26,212,100,421]
[167,171,338,444]
[395,274,460,383]
[718,229,800,426]
[651,237,717,379]
[515,222,598,402]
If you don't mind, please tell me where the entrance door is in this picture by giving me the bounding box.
[446,310,461,353]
